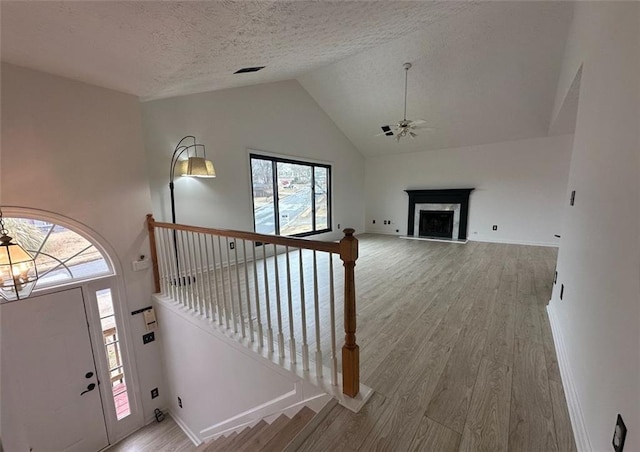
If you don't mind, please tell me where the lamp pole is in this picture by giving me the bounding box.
[167,136,216,284]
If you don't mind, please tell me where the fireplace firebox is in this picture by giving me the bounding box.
[419,210,454,238]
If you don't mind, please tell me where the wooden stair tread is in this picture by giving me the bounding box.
[201,431,238,451]
[235,414,291,451]
[220,420,269,451]
[262,407,316,451]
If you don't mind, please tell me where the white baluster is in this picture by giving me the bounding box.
[263,244,274,354]
[273,244,284,359]
[243,240,254,342]
[203,233,214,320]
[313,250,323,379]
[218,235,230,329]
[234,239,245,338]
[285,246,296,365]
[299,249,309,371]
[210,235,223,326]
[329,253,338,386]
[252,243,264,349]
[225,237,237,334]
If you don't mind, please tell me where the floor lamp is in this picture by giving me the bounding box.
[169,136,216,284]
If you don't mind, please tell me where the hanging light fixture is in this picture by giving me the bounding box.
[0,208,39,302]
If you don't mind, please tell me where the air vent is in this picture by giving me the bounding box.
[234,66,266,74]
[381,125,394,136]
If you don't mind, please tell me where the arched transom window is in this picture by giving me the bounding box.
[5,217,113,289]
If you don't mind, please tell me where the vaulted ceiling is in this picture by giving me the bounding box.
[1,1,573,156]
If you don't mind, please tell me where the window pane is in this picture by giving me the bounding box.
[277,162,312,235]
[4,217,112,290]
[96,288,130,420]
[314,167,329,230]
[251,158,276,234]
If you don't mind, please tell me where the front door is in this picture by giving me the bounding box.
[1,288,109,451]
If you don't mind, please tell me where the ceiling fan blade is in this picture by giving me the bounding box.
[409,131,417,138]
[375,131,393,137]
[410,119,427,126]
[411,125,436,131]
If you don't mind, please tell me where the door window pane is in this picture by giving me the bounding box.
[97,288,130,420]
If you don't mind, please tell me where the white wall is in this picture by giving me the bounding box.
[0,64,164,435]
[364,135,573,246]
[140,80,365,240]
[155,298,325,443]
[548,3,639,451]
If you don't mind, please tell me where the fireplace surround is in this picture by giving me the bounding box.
[405,189,474,240]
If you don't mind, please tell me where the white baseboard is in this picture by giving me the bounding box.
[169,410,202,446]
[470,236,559,247]
[547,302,592,452]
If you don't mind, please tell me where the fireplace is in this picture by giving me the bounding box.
[405,189,474,240]
[420,210,454,238]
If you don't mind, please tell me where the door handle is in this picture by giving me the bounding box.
[80,383,96,396]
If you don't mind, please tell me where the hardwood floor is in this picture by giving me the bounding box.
[107,415,196,452]
[125,235,575,451]
[296,234,576,452]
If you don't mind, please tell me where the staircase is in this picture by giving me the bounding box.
[197,406,316,452]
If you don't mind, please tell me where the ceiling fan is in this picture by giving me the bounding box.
[377,62,434,142]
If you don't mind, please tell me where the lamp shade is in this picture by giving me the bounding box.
[180,157,216,178]
[0,233,38,302]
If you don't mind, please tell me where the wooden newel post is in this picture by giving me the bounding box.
[146,214,161,294]
[339,228,359,398]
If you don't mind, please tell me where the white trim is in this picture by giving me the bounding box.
[547,302,592,452]
[469,236,559,247]
[169,411,202,446]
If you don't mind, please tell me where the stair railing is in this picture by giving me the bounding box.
[146,214,360,398]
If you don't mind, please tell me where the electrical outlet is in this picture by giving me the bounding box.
[337,223,341,229]
[229,241,235,250]
[151,388,159,399]
[372,220,376,224]
[613,414,627,452]
[177,397,183,408]
[492,225,498,231]
[142,332,155,344]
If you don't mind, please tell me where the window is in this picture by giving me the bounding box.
[3,217,112,289]
[96,288,131,420]
[250,154,331,236]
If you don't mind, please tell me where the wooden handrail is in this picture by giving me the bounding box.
[147,214,161,293]
[148,218,341,254]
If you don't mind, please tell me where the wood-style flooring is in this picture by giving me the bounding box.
[295,234,576,452]
[121,235,576,451]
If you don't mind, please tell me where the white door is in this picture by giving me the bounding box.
[1,288,109,452]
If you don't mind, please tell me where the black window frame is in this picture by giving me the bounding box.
[249,153,332,238]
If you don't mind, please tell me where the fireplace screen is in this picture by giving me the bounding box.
[419,210,454,238]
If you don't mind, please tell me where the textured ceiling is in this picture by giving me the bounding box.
[1,1,573,156]
[298,1,574,155]
[1,1,474,100]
